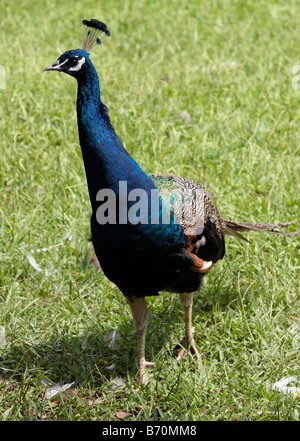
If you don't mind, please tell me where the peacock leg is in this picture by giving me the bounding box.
[126,295,154,384]
[176,292,200,362]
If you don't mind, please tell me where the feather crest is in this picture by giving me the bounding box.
[82,19,111,52]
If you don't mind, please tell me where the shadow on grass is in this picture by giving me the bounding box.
[0,265,244,388]
[0,318,175,388]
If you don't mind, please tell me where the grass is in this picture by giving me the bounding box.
[0,0,299,421]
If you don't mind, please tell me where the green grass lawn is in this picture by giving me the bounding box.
[0,0,299,421]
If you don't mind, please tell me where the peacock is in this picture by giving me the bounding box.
[44,19,297,384]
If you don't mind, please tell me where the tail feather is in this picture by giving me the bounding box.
[222,219,298,241]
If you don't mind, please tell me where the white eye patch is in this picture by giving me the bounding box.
[69,57,86,72]
[57,58,69,68]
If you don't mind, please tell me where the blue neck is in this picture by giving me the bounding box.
[76,64,155,212]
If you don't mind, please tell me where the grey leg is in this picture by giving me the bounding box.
[176,292,200,362]
[126,295,154,384]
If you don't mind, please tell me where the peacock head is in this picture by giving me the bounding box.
[44,49,92,78]
[43,19,110,79]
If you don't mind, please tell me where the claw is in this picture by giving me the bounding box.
[175,336,200,362]
[144,361,155,367]
[174,325,201,362]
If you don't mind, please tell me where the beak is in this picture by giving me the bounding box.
[43,60,61,72]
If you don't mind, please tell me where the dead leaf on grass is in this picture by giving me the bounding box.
[88,398,103,406]
[116,411,132,419]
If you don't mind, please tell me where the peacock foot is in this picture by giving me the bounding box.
[174,330,201,362]
[138,360,155,385]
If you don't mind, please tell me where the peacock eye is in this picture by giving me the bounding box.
[69,58,78,67]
